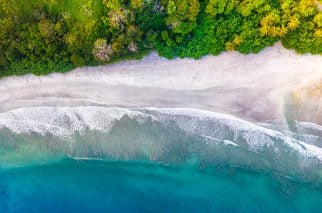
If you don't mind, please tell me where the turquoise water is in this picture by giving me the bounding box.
[1,159,322,212]
[0,107,322,212]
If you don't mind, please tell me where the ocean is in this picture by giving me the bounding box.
[0,106,321,212]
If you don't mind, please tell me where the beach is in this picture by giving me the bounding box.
[1,42,322,213]
[2,1,322,211]
[0,42,321,125]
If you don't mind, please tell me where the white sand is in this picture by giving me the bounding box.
[0,42,321,124]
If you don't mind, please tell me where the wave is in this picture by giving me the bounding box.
[0,107,147,137]
[0,106,322,182]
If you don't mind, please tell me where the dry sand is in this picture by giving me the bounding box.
[0,42,321,124]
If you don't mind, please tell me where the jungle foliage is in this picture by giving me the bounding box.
[0,0,321,76]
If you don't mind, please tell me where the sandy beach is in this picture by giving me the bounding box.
[0,42,321,125]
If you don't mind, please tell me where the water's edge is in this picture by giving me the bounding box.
[1,106,322,212]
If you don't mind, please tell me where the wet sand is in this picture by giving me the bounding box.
[0,42,321,124]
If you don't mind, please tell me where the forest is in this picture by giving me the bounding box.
[0,0,321,76]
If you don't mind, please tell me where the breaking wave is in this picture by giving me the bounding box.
[0,106,322,182]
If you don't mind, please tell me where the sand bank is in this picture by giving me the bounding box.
[288,81,322,124]
[0,42,321,124]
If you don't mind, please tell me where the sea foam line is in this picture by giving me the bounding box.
[0,106,321,163]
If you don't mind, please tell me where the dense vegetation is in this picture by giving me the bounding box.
[0,0,321,76]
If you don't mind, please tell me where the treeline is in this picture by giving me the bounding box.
[0,0,321,76]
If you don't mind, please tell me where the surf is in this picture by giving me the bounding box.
[0,106,321,183]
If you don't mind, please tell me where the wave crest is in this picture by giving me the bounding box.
[0,106,322,181]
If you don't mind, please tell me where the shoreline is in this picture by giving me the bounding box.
[0,42,321,125]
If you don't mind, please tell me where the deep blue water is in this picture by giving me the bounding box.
[1,159,322,213]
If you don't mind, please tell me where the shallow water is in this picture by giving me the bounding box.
[0,106,322,212]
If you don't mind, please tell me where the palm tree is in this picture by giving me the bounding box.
[287,16,300,30]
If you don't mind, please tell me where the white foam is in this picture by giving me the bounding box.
[299,122,322,132]
[0,42,321,124]
[0,106,147,137]
[202,135,239,147]
[145,108,277,146]
[143,107,322,162]
[223,140,239,147]
[0,106,322,162]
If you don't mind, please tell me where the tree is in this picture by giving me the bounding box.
[164,0,200,36]
[298,0,315,17]
[92,38,113,61]
[314,13,322,27]
[288,16,300,30]
[314,29,322,38]
[206,0,247,17]
[130,0,144,10]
